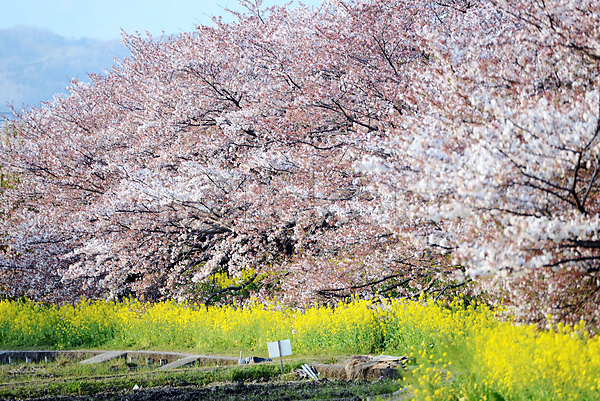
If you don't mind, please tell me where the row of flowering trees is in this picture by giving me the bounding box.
[1,0,599,325]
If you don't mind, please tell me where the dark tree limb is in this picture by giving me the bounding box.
[204,272,258,310]
[317,273,402,295]
[543,255,600,269]
[434,278,473,301]
[379,277,413,294]
[403,279,438,300]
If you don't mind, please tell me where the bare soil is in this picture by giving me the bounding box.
[5,379,394,401]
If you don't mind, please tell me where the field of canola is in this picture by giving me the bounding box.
[1,296,599,401]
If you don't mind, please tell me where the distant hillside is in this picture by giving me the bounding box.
[0,26,129,113]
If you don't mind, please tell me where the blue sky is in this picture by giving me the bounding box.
[2,0,323,41]
[0,0,324,111]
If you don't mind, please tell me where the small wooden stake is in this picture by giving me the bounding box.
[277,340,284,374]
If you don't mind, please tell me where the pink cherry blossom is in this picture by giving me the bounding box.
[1,0,598,325]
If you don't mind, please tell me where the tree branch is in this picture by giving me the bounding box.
[204,272,259,309]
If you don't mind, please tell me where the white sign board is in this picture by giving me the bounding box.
[267,339,292,358]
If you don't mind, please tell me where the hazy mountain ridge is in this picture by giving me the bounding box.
[0,26,130,113]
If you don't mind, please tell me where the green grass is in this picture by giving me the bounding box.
[0,357,400,400]
[2,297,600,400]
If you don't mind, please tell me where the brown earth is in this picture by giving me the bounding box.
[5,379,397,401]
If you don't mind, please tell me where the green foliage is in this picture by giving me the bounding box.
[0,297,117,349]
[1,296,599,400]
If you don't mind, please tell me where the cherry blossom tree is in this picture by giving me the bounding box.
[1,0,598,325]
[0,0,451,306]
[361,0,600,324]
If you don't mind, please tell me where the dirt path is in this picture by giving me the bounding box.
[5,380,398,401]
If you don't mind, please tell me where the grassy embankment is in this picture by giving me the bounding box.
[1,296,599,400]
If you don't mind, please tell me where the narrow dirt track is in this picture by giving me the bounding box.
[6,380,375,401]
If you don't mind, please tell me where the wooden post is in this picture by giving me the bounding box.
[267,339,291,374]
[277,340,284,374]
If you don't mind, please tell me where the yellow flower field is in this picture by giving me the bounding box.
[1,296,598,400]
